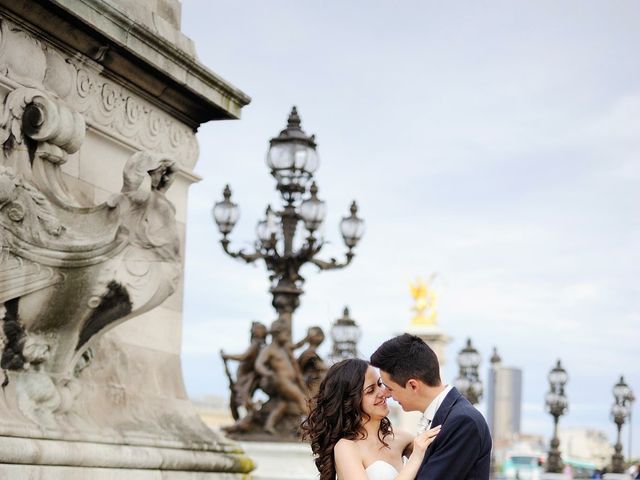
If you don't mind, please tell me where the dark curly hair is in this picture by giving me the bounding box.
[301,358,393,480]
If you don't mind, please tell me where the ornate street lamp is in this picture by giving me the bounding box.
[454,338,483,405]
[212,107,365,336]
[328,306,362,364]
[610,375,633,473]
[545,359,568,473]
[627,389,635,465]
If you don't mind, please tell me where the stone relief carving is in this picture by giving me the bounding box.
[0,79,180,426]
[0,18,198,170]
[69,61,199,169]
[0,7,256,477]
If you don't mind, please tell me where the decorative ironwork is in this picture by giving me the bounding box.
[328,306,362,364]
[610,375,634,473]
[454,338,483,405]
[544,359,568,473]
[213,107,364,338]
[213,108,364,439]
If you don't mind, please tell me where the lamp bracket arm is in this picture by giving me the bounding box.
[220,239,264,264]
[309,251,354,271]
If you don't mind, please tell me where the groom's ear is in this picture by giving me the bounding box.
[406,379,420,391]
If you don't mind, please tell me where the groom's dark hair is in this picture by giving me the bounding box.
[370,334,441,387]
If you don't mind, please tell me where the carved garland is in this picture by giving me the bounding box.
[0,18,199,170]
[69,60,199,169]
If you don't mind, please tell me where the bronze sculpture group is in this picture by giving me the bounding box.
[221,321,327,440]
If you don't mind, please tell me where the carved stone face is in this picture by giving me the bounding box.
[148,161,174,191]
[149,167,164,189]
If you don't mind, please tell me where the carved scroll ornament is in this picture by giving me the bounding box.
[0,85,180,427]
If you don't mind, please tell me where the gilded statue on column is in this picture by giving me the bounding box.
[409,274,439,327]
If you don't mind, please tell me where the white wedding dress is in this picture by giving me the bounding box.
[364,460,399,480]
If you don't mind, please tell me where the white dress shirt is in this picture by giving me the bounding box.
[417,384,453,433]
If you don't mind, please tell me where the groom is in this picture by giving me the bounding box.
[371,334,492,480]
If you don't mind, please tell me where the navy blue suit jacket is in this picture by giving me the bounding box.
[416,387,492,480]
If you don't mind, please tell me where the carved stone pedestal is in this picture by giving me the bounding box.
[239,441,317,480]
[0,0,250,477]
[0,466,245,480]
[0,435,252,480]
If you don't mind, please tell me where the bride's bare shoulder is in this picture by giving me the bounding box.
[335,437,358,454]
[334,438,363,467]
[334,438,368,480]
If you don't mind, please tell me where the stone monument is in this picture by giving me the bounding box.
[395,275,452,432]
[220,320,324,480]
[406,275,451,376]
[221,321,327,442]
[0,0,253,478]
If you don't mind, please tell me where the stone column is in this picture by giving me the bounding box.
[0,0,252,478]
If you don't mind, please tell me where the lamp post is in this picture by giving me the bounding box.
[610,375,633,473]
[544,359,568,473]
[489,347,502,480]
[328,306,361,364]
[628,390,635,466]
[454,338,483,405]
[212,107,365,337]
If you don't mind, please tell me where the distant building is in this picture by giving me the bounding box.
[558,427,613,469]
[487,348,523,452]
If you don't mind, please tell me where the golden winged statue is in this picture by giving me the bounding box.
[409,274,438,326]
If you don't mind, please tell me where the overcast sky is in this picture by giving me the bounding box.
[179,1,640,455]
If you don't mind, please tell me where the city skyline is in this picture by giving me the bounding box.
[179,0,640,456]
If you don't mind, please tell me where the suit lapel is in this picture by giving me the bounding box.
[421,387,462,466]
[429,387,462,443]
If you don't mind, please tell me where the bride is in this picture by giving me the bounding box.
[302,358,440,480]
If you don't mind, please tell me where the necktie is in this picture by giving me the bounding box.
[417,415,431,434]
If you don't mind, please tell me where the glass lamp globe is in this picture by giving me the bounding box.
[455,376,471,394]
[545,391,559,407]
[611,403,629,422]
[340,201,365,248]
[548,360,568,388]
[472,380,483,397]
[613,376,631,404]
[330,307,362,344]
[266,107,319,196]
[458,339,481,369]
[256,206,279,245]
[299,182,326,232]
[212,184,239,235]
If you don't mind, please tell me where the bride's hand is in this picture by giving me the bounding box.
[413,425,441,454]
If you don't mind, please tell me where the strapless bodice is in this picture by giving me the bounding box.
[364,460,399,480]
